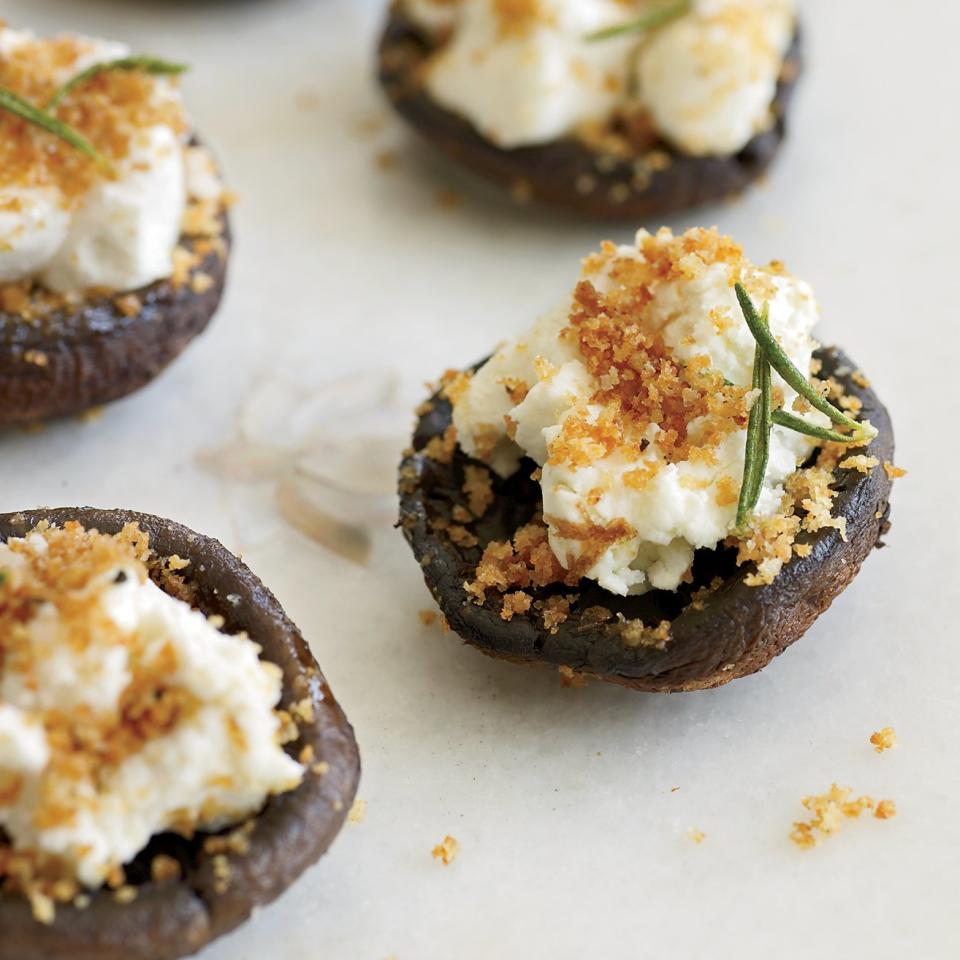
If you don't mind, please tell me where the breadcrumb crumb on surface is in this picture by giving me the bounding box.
[686,828,706,845]
[874,799,897,820]
[418,609,438,627]
[789,783,896,850]
[558,664,588,688]
[883,461,907,480]
[431,835,460,866]
[348,798,367,825]
[870,727,898,754]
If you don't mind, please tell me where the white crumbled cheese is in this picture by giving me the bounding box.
[41,124,187,293]
[0,536,304,889]
[453,228,824,596]
[418,0,634,148]
[0,26,195,294]
[403,0,796,154]
[637,0,796,156]
[0,186,70,284]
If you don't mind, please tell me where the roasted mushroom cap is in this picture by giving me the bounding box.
[378,6,802,219]
[0,209,230,428]
[399,348,895,692]
[0,508,360,960]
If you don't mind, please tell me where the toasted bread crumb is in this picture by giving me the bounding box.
[348,798,367,825]
[150,854,182,884]
[789,783,895,849]
[883,462,907,480]
[431,834,460,866]
[687,828,706,845]
[558,664,588,688]
[874,799,897,820]
[418,609,438,627]
[869,727,898,754]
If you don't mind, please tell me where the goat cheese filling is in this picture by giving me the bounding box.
[401,0,796,155]
[0,522,303,889]
[0,25,221,295]
[452,227,826,595]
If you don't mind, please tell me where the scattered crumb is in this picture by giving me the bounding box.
[883,461,907,480]
[312,760,330,777]
[686,828,706,845]
[150,854,182,884]
[618,617,670,650]
[432,835,460,866]
[839,454,879,474]
[558,664,588,688]
[869,727,898,754]
[114,293,142,317]
[462,465,495,519]
[375,149,398,171]
[78,406,105,425]
[418,609,438,627]
[113,885,138,905]
[289,697,315,725]
[348,798,367,825]
[874,799,897,820]
[671,787,680,793]
[789,783,896,849]
[500,590,533,621]
[851,369,872,389]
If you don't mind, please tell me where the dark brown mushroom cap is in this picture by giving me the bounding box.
[0,206,230,427]
[378,5,802,219]
[0,508,360,960]
[399,348,895,692]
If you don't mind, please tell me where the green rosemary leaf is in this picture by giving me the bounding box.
[0,88,113,173]
[771,409,864,445]
[734,283,878,442]
[48,56,189,110]
[585,0,692,42]
[736,306,773,530]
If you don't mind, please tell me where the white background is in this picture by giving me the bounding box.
[2,1,958,957]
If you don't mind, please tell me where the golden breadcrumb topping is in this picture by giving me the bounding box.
[552,231,755,474]
[536,593,578,634]
[499,590,533,621]
[464,519,577,604]
[0,28,187,200]
[883,462,907,480]
[839,455,879,475]
[789,783,896,850]
[431,834,460,866]
[687,828,706,845]
[869,727,898,754]
[462,465,495,519]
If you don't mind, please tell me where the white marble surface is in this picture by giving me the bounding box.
[1,1,958,957]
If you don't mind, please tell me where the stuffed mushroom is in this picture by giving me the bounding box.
[379,0,801,217]
[0,24,232,426]
[399,227,897,691]
[0,509,359,960]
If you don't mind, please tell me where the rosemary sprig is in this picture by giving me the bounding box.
[736,306,773,529]
[585,0,692,42]
[0,88,113,173]
[734,283,877,443]
[48,56,189,110]
[771,409,864,445]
